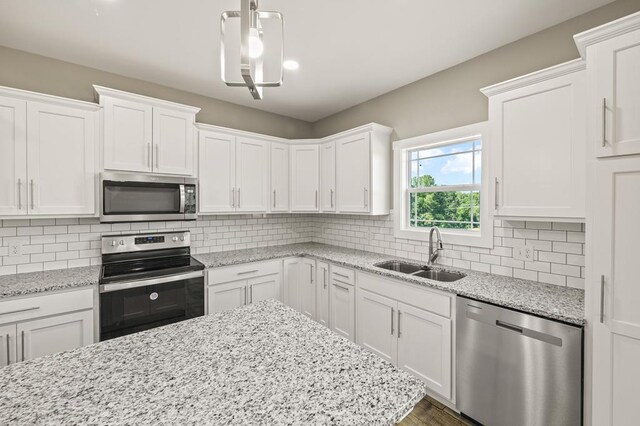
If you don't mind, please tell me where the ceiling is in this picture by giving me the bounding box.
[0,0,613,122]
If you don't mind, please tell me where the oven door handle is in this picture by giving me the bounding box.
[99,270,204,293]
[179,184,186,213]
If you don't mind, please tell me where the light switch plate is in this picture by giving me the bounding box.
[514,246,534,262]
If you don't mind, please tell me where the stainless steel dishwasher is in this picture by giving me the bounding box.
[456,296,583,426]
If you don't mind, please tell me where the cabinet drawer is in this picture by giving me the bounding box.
[208,260,281,285]
[357,272,451,318]
[331,264,355,285]
[0,288,94,325]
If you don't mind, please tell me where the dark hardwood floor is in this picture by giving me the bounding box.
[398,396,475,426]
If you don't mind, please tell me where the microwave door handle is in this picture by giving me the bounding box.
[179,185,186,213]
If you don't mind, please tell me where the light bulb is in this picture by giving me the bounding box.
[249,28,264,59]
[283,60,299,70]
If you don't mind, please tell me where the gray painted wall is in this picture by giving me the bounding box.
[0,45,313,139]
[311,0,640,140]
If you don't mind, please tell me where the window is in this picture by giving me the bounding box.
[393,122,493,248]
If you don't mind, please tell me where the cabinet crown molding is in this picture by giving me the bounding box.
[93,85,201,115]
[574,10,640,58]
[480,59,585,97]
[0,85,101,111]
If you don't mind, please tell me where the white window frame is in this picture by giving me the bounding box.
[393,121,493,248]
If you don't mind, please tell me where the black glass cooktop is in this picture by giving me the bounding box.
[100,255,204,284]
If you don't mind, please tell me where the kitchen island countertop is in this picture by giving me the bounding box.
[0,299,426,425]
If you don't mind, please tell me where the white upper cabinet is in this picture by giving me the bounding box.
[26,102,97,215]
[199,130,235,213]
[152,107,195,175]
[235,137,269,212]
[95,86,199,176]
[482,60,587,220]
[0,87,99,218]
[337,132,370,213]
[320,141,336,212]
[0,96,27,216]
[197,126,269,214]
[335,124,392,215]
[290,144,320,212]
[575,14,640,158]
[270,142,289,212]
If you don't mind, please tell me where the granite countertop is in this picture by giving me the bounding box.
[194,243,585,325]
[0,266,99,299]
[0,299,426,425]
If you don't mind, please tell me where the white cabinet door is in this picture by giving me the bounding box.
[17,310,93,362]
[0,324,17,367]
[0,96,27,216]
[490,68,586,219]
[592,157,640,426]
[591,29,640,157]
[207,280,247,314]
[236,137,269,212]
[283,258,302,312]
[290,145,320,212]
[316,262,330,328]
[26,102,96,215]
[330,278,355,342]
[199,131,236,213]
[103,97,152,172]
[397,302,452,399]
[357,289,397,364]
[152,107,194,175]
[270,142,289,212]
[299,258,316,320]
[248,273,281,304]
[320,142,336,212]
[336,133,370,213]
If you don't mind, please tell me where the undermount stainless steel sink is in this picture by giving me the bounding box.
[412,268,466,282]
[374,260,466,282]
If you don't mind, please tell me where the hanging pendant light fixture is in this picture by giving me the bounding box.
[221,0,284,100]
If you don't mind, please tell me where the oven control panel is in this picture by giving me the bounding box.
[101,231,190,254]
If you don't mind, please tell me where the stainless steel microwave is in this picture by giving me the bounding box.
[100,172,197,223]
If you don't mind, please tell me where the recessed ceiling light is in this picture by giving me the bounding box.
[283,60,299,71]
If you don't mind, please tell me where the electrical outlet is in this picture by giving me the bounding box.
[8,241,22,257]
[513,246,534,262]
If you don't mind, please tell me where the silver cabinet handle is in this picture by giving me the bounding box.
[17,179,22,210]
[600,275,605,323]
[244,285,248,304]
[310,264,314,284]
[364,187,368,208]
[397,310,401,338]
[237,188,241,208]
[231,188,235,208]
[21,330,25,362]
[147,143,151,169]
[30,179,35,210]
[602,98,607,148]
[0,306,39,316]
[332,281,350,290]
[390,308,394,335]
[315,190,318,209]
[330,189,334,208]
[323,269,327,289]
[273,189,276,208]
[155,144,159,168]
[5,333,10,366]
[334,272,350,279]
[237,269,259,275]
[494,178,499,210]
[249,284,253,304]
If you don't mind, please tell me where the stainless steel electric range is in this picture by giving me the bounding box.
[98,231,205,341]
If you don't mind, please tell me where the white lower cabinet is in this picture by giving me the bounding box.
[316,262,330,328]
[283,257,318,321]
[207,260,282,314]
[357,272,453,400]
[0,288,94,367]
[330,281,355,340]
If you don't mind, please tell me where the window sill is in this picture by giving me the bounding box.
[394,226,493,249]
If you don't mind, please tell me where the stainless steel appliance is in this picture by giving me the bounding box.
[99,231,205,341]
[456,296,583,426]
[100,172,197,223]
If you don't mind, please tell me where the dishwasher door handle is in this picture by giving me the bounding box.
[496,320,523,334]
